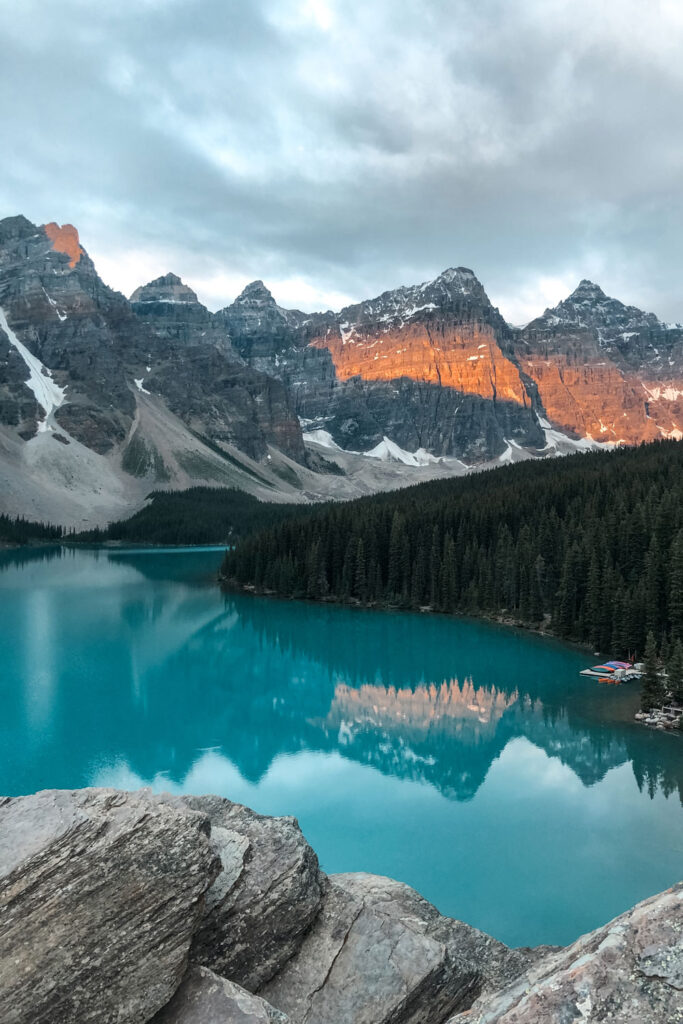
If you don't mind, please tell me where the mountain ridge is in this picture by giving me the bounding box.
[2,212,683,528]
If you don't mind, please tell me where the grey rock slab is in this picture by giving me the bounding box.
[449,882,683,1024]
[180,795,325,991]
[152,966,289,1024]
[0,788,220,1024]
[260,872,529,1024]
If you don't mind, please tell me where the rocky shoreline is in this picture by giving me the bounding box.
[635,705,683,732]
[0,788,680,1024]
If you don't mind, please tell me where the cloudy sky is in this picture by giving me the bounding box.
[1,0,682,322]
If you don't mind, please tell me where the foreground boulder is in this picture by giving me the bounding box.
[450,882,683,1024]
[179,795,325,990]
[4,787,676,1024]
[0,789,219,1024]
[260,872,530,1024]
[152,966,289,1023]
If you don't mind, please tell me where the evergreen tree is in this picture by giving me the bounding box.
[354,538,367,601]
[667,639,683,705]
[669,530,683,639]
[640,632,665,712]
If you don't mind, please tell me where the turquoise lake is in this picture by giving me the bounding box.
[1,545,682,947]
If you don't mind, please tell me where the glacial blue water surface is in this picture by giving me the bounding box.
[1,545,682,947]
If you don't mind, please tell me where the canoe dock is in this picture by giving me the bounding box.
[580,660,643,683]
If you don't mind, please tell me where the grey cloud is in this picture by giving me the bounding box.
[1,0,682,322]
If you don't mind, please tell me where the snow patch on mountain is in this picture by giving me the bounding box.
[643,385,683,402]
[364,436,443,467]
[42,287,67,321]
[537,416,606,454]
[302,429,341,450]
[0,306,66,431]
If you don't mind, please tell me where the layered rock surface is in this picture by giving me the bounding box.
[518,279,683,444]
[449,882,683,1024]
[179,795,325,990]
[227,269,683,458]
[0,787,680,1024]
[0,788,220,1024]
[0,215,308,526]
[226,271,545,459]
[261,872,530,1024]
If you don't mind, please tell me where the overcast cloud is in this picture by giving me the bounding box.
[1,0,682,322]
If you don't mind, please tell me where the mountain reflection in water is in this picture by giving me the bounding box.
[1,545,681,947]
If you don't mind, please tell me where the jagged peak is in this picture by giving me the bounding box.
[566,279,607,302]
[531,279,671,339]
[234,280,277,306]
[338,264,496,328]
[130,273,199,305]
[0,214,38,242]
[150,272,183,287]
[538,281,620,325]
[414,266,485,300]
[425,266,489,303]
[431,266,478,286]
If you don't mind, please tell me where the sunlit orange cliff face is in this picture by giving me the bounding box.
[306,272,683,450]
[518,355,680,444]
[311,322,683,446]
[44,222,82,268]
[311,322,532,408]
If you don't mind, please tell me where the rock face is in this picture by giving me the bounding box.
[180,795,325,991]
[0,215,309,527]
[0,788,220,1024]
[4,209,683,526]
[130,273,239,361]
[449,882,683,1024]
[229,269,683,459]
[311,269,523,403]
[44,221,83,267]
[0,787,680,1024]
[228,269,545,460]
[260,872,530,1024]
[131,272,201,306]
[0,214,138,453]
[0,217,305,464]
[517,279,683,444]
[152,967,289,1024]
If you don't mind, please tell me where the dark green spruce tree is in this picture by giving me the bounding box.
[640,632,666,712]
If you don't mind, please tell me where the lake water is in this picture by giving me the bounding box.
[1,545,682,948]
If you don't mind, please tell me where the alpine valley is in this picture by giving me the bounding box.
[3,213,683,528]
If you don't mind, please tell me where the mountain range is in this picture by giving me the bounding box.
[1,213,682,528]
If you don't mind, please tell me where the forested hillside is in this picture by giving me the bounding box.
[222,441,683,658]
[77,487,307,546]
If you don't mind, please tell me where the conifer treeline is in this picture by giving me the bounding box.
[222,440,683,658]
[0,514,63,545]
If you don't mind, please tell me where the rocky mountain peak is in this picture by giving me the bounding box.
[430,266,479,291]
[337,265,500,333]
[536,279,663,336]
[569,278,606,301]
[0,214,38,245]
[234,280,277,307]
[130,273,199,305]
[43,222,83,268]
[420,265,494,309]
